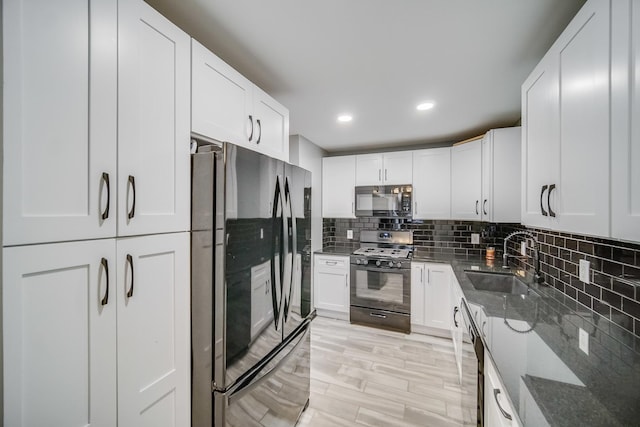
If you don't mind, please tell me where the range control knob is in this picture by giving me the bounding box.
[396,262,403,268]
[388,261,394,268]
[356,258,361,265]
[375,260,381,267]
[363,259,369,265]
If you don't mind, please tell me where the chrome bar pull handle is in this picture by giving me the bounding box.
[453,306,459,327]
[540,185,548,216]
[475,200,479,215]
[256,119,262,144]
[494,389,513,421]
[101,172,110,220]
[127,175,136,220]
[483,199,488,215]
[126,254,134,298]
[247,115,254,141]
[100,257,109,305]
[548,184,556,218]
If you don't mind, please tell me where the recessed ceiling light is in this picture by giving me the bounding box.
[416,102,435,111]
[337,114,353,123]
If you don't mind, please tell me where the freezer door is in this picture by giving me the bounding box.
[214,321,311,427]
[283,164,313,338]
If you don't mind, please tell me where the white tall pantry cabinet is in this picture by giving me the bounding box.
[2,0,191,426]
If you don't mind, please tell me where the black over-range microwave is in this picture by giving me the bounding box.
[354,185,412,218]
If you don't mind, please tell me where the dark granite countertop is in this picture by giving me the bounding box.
[314,246,356,256]
[412,253,640,426]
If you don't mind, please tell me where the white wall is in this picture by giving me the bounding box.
[289,135,326,255]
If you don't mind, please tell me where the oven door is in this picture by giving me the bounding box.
[350,263,411,314]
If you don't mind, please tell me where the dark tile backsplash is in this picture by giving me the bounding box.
[322,217,509,256]
[322,217,640,339]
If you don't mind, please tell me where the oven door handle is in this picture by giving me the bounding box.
[353,265,409,273]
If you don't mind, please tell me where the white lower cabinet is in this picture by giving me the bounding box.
[314,254,350,319]
[251,261,274,339]
[3,239,117,426]
[3,232,190,426]
[450,278,464,383]
[116,232,190,427]
[485,352,521,427]
[411,262,452,334]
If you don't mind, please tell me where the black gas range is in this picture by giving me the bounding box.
[349,230,413,333]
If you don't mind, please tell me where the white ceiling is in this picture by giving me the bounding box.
[146,0,586,153]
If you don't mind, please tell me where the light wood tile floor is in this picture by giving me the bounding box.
[297,317,476,427]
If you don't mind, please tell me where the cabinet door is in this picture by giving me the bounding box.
[424,264,451,330]
[191,39,253,146]
[253,86,290,162]
[611,0,640,242]
[3,239,117,426]
[355,154,383,185]
[322,156,356,218]
[413,148,451,219]
[450,282,463,382]
[482,134,493,221]
[118,0,191,237]
[488,128,522,223]
[314,255,350,314]
[485,355,516,427]
[116,232,190,427]
[251,261,272,338]
[410,263,425,325]
[3,0,117,246]
[451,140,482,220]
[521,56,559,229]
[555,0,610,236]
[315,270,348,313]
[383,152,413,185]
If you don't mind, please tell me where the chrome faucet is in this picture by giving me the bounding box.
[502,230,544,283]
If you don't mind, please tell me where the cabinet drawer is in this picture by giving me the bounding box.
[315,255,350,272]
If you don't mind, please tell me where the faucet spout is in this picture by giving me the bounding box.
[502,230,544,283]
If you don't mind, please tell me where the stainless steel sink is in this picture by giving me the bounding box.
[464,270,530,295]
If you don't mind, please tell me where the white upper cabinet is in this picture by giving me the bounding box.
[322,156,356,218]
[355,152,413,185]
[116,232,190,427]
[611,0,640,242]
[413,147,451,219]
[355,154,383,185]
[3,239,117,427]
[191,39,290,162]
[521,52,559,229]
[451,140,483,220]
[482,128,521,223]
[191,39,253,147]
[118,0,191,237]
[522,0,611,237]
[3,0,117,246]
[253,86,290,161]
[555,0,610,236]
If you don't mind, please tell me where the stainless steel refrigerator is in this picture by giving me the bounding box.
[191,140,314,427]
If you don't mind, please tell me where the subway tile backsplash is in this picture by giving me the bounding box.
[322,218,640,339]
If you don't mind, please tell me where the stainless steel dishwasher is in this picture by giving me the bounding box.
[461,298,484,427]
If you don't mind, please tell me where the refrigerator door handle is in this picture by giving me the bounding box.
[271,176,286,330]
[226,320,310,405]
[283,177,297,320]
